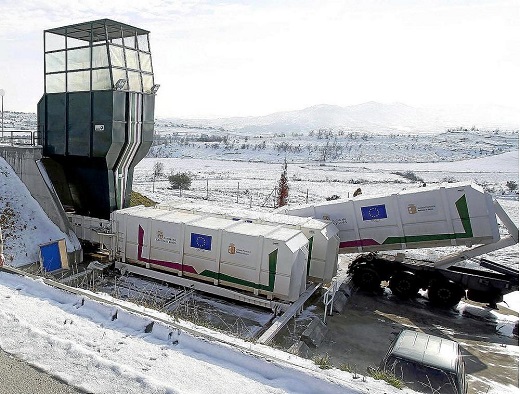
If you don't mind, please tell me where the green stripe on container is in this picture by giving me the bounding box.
[199,248,278,292]
[382,194,473,245]
[307,236,314,275]
[267,249,277,291]
[456,194,473,237]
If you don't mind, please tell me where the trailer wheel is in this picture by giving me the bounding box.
[352,266,381,291]
[389,271,420,299]
[428,282,463,307]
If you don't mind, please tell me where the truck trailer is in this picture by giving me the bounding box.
[282,183,519,307]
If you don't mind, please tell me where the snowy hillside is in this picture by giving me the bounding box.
[149,126,518,163]
[0,157,71,266]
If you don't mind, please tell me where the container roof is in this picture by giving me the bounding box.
[45,19,149,42]
[157,202,333,231]
[118,206,168,219]
[157,210,202,223]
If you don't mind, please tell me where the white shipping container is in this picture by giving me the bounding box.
[284,184,500,253]
[157,202,340,283]
[220,222,308,300]
[111,206,309,301]
[67,213,112,250]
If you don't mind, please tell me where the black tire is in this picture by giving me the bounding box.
[428,281,463,307]
[389,271,420,299]
[352,266,381,291]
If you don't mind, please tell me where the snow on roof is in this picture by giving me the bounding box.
[189,215,235,230]
[159,201,333,230]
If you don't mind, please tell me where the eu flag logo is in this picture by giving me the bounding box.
[361,204,388,221]
[190,233,212,250]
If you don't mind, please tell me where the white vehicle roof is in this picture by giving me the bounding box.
[389,330,460,373]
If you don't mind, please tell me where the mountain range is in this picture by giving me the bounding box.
[163,102,519,134]
[4,101,519,135]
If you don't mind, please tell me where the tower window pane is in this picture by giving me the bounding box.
[109,45,125,68]
[92,68,111,90]
[45,32,65,51]
[67,36,87,49]
[142,74,154,93]
[128,71,142,92]
[46,73,66,93]
[92,45,109,68]
[126,48,139,70]
[112,68,127,89]
[123,33,136,48]
[67,47,91,71]
[137,34,149,52]
[139,52,152,72]
[68,70,90,91]
[45,51,66,73]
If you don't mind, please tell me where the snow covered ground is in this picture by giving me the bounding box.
[0,271,408,394]
[149,124,518,163]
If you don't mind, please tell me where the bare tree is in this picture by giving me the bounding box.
[152,161,164,193]
[276,158,289,208]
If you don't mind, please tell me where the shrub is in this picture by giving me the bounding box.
[339,363,357,374]
[313,354,332,370]
[506,180,518,192]
[276,159,289,207]
[367,367,404,389]
[392,171,424,183]
[168,172,192,190]
[130,191,156,207]
[326,195,341,201]
[442,176,457,183]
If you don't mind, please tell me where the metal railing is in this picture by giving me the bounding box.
[0,130,40,146]
[322,278,340,323]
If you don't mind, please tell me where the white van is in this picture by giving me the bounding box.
[380,330,467,394]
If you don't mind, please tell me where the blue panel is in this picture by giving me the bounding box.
[190,233,212,251]
[361,204,388,221]
[40,242,62,272]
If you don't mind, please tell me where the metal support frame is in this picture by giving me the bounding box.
[115,261,289,312]
[257,282,322,345]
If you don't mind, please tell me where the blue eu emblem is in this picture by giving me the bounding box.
[190,233,212,250]
[361,204,388,221]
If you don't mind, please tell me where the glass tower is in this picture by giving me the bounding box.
[37,19,158,219]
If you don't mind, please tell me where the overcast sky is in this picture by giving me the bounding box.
[0,0,518,118]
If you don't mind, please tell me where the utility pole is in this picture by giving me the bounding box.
[0,89,4,141]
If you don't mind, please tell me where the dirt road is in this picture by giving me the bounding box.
[305,290,519,394]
